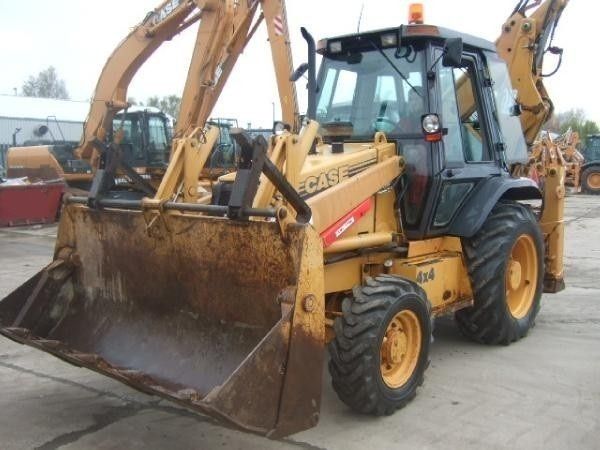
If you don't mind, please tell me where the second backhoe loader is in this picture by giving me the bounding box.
[0,0,569,439]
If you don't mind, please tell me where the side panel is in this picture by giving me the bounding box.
[391,252,472,316]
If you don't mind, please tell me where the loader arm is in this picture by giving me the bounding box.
[155,0,301,202]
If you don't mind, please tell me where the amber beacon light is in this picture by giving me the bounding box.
[408,3,424,24]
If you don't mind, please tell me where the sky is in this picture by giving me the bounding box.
[0,0,595,128]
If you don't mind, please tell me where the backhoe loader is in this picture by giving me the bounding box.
[0,0,569,439]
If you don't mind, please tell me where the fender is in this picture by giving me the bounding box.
[448,176,541,238]
[581,161,600,171]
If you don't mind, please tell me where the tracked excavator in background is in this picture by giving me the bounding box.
[6,109,240,194]
[6,107,173,190]
[0,0,569,438]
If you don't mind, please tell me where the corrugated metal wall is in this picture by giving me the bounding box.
[0,117,83,146]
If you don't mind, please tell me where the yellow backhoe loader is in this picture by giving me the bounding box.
[0,0,569,439]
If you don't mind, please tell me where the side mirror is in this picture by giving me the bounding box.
[442,38,463,68]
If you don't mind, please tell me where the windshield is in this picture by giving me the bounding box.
[147,115,169,165]
[113,114,144,162]
[316,46,426,140]
[316,45,431,230]
[113,114,169,166]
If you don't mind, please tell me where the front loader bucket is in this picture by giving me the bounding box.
[0,204,324,438]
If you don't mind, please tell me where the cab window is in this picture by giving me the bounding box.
[455,63,489,161]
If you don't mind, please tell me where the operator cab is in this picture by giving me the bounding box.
[113,107,172,169]
[315,24,532,239]
[206,118,240,172]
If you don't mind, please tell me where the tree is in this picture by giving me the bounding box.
[554,109,600,147]
[22,66,69,99]
[147,95,181,118]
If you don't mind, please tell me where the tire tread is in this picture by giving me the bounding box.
[329,276,430,415]
[456,201,543,345]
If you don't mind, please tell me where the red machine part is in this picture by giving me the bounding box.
[320,197,373,247]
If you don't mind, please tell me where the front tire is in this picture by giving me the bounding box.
[328,275,431,415]
[456,201,544,345]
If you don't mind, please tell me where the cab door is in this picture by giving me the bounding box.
[426,48,502,235]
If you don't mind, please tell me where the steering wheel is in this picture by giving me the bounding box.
[372,116,397,132]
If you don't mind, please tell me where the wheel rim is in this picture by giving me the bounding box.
[505,234,538,319]
[380,310,421,389]
[587,172,600,190]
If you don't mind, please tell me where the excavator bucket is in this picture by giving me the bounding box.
[0,203,325,438]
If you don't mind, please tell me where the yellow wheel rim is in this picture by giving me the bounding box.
[380,310,421,389]
[505,234,538,319]
[588,172,600,190]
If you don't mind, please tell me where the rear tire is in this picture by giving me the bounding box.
[328,275,431,415]
[456,201,544,345]
[581,166,600,195]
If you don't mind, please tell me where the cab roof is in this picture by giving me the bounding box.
[317,24,496,56]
